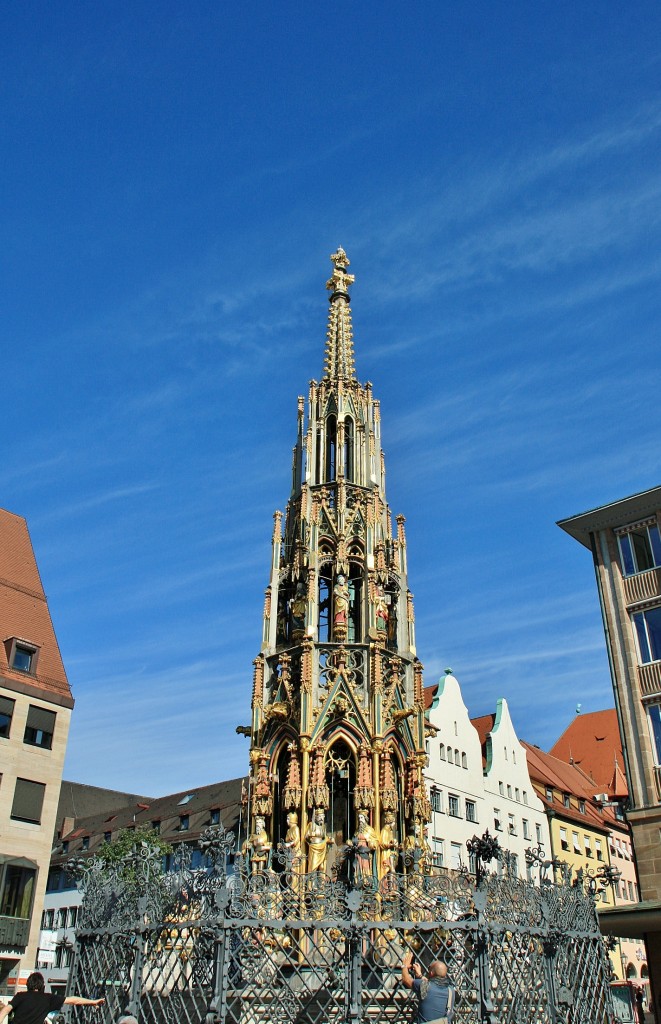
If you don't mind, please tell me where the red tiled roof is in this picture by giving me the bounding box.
[0,508,73,707]
[424,683,437,710]
[523,741,621,832]
[550,709,626,795]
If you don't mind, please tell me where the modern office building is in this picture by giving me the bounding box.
[559,485,661,1011]
[0,509,73,996]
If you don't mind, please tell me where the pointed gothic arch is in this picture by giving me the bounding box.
[325,415,337,482]
[344,416,355,482]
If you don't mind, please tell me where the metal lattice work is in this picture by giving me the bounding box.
[67,829,615,1024]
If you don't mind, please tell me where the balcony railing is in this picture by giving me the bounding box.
[638,661,661,697]
[623,567,661,606]
[0,915,30,949]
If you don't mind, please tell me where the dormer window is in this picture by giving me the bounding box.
[5,638,39,675]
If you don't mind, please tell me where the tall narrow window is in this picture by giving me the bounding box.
[318,569,332,643]
[325,416,337,481]
[633,607,661,664]
[344,417,354,482]
[348,563,362,642]
[619,523,661,576]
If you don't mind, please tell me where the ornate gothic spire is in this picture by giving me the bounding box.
[324,246,356,381]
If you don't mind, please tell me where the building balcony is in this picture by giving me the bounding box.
[638,662,661,698]
[623,568,661,607]
[0,915,30,949]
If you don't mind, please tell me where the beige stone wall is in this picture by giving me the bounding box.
[0,686,71,979]
[628,809,661,902]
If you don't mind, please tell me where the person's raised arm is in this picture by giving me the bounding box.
[401,951,421,990]
[64,996,106,1006]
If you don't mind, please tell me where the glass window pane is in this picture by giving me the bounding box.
[632,530,654,572]
[646,607,661,661]
[650,525,661,567]
[619,534,635,576]
[634,613,651,663]
[649,705,661,763]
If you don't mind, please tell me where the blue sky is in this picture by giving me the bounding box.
[3,3,661,795]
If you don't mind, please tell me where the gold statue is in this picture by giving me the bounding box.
[283,811,303,871]
[306,809,333,873]
[379,810,399,879]
[403,821,432,874]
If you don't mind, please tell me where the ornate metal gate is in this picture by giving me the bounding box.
[65,828,615,1024]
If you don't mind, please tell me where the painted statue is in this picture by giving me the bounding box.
[283,811,303,871]
[379,810,399,878]
[403,821,432,875]
[349,811,379,882]
[242,816,272,873]
[290,582,306,639]
[375,585,389,635]
[306,809,333,873]
[333,574,350,636]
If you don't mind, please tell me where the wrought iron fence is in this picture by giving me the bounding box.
[65,828,615,1024]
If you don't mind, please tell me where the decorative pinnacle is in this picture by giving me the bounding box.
[324,247,356,380]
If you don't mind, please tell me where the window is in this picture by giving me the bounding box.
[508,814,516,835]
[57,908,67,929]
[461,752,467,769]
[545,787,553,802]
[584,836,592,857]
[23,705,56,750]
[536,823,542,844]
[61,841,69,854]
[68,906,78,927]
[560,828,569,852]
[515,788,520,802]
[563,792,570,808]
[210,809,220,825]
[448,794,460,817]
[11,778,45,824]
[344,417,354,482]
[494,809,502,831]
[151,820,161,833]
[633,607,661,664]
[11,642,37,674]
[179,814,189,831]
[618,523,661,576]
[0,695,15,739]
[648,704,661,764]
[523,819,530,840]
[499,781,504,796]
[510,854,518,877]
[81,836,89,851]
[439,743,445,760]
[466,800,477,823]
[523,791,528,805]
[1,864,36,918]
[595,839,603,861]
[430,789,442,813]
[103,831,111,843]
[572,831,581,854]
[432,839,444,868]
[450,842,462,870]
[579,800,586,814]
[454,749,460,766]
[42,909,54,930]
[507,785,512,799]
[628,880,634,901]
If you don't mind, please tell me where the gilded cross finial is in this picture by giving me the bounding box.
[326,246,355,296]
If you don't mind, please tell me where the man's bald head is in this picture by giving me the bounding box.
[429,960,448,979]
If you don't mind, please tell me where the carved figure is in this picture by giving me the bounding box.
[379,810,399,878]
[242,816,272,873]
[333,574,350,637]
[403,821,432,875]
[349,811,379,882]
[306,809,333,873]
[283,812,302,871]
[375,585,389,634]
[290,582,306,638]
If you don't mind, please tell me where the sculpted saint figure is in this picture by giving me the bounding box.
[403,821,432,875]
[350,811,379,882]
[375,586,389,635]
[306,809,333,873]
[379,810,399,878]
[333,574,350,635]
[283,811,302,871]
[290,582,306,638]
[242,816,272,873]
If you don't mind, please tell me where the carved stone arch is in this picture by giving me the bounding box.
[381,736,407,840]
[323,729,361,847]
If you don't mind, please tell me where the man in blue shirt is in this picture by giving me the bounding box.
[402,951,455,1023]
